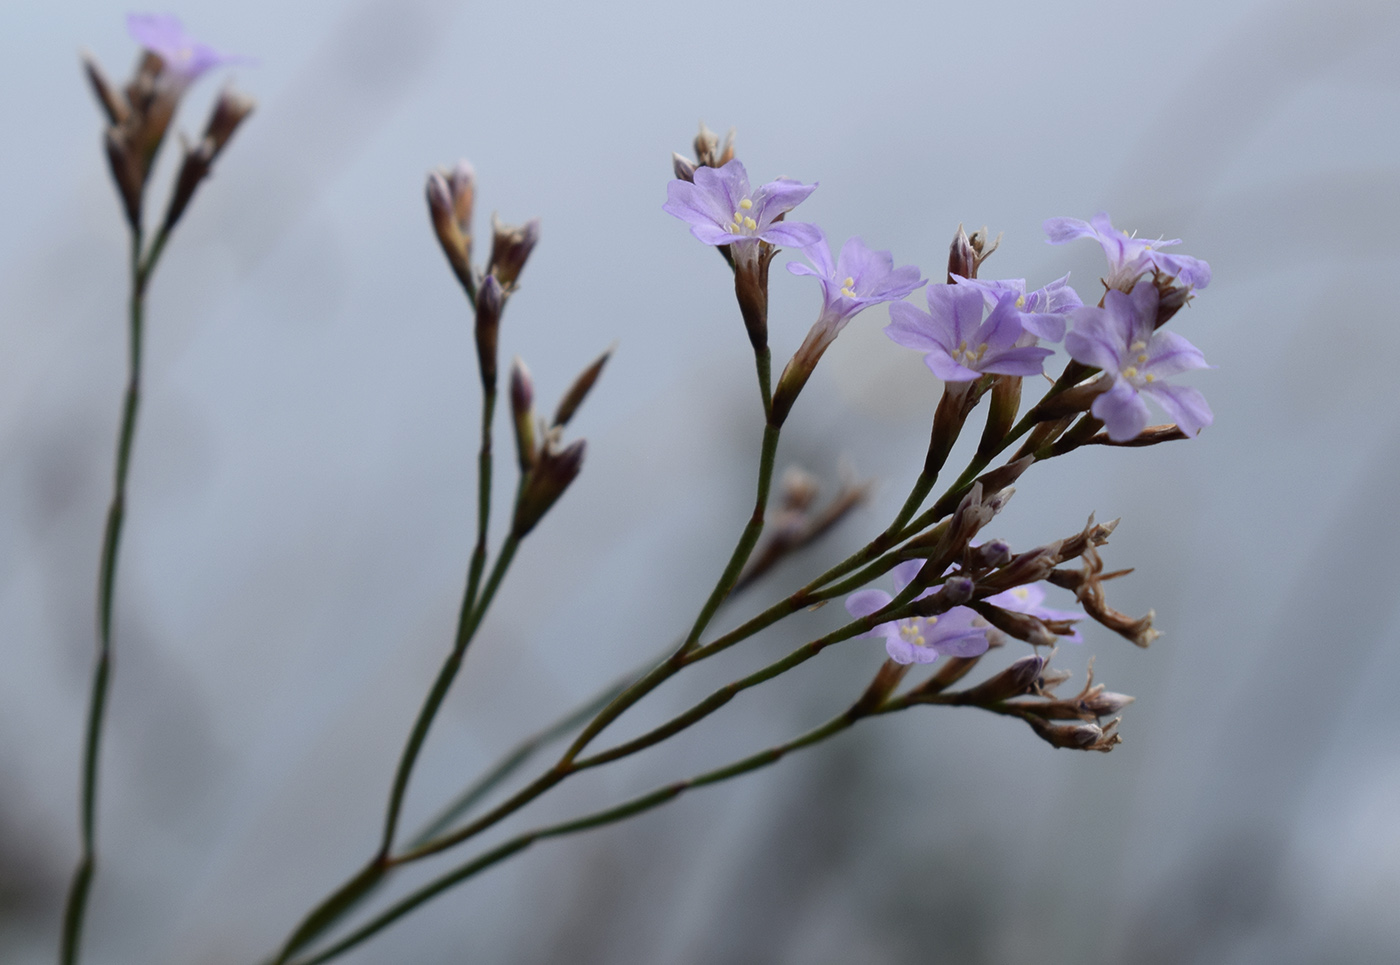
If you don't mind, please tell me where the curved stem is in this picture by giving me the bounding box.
[60,225,158,965]
[556,420,782,764]
[463,391,496,611]
[378,535,520,857]
[290,705,885,965]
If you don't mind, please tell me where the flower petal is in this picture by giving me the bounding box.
[845,589,893,622]
[1091,377,1152,442]
[1140,381,1213,437]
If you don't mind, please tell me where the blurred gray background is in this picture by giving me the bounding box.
[2,0,1399,962]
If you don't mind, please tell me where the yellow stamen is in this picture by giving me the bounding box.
[1137,353,1148,364]
[1123,366,1138,378]
[1145,373,1155,383]
[739,198,753,210]
[743,216,757,230]
[1016,295,1026,308]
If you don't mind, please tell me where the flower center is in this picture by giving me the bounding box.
[952,340,989,366]
[840,276,856,298]
[1012,587,1029,601]
[1122,340,1155,383]
[897,616,939,648]
[728,197,758,235]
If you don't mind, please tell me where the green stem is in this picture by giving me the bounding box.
[289,708,878,965]
[377,535,520,857]
[60,224,170,965]
[555,420,781,764]
[463,390,496,610]
[754,344,773,421]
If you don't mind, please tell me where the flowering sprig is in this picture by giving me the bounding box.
[772,229,924,422]
[1064,280,1213,441]
[1045,212,1211,292]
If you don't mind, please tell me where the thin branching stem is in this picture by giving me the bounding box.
[60,223,169,965]
[288,703,889,965]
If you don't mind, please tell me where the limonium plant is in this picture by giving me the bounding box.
[61,16,1215,964]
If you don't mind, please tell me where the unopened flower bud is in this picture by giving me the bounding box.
[474,275,504,393]
[1152,274,1193,329]
[510,357,536,471]
[974,455,1034,497]
[104,129,144,230]
[970,602,1059,646]
[1027,717,1105,750]
[203,87,255,154]
[672,152,697,182]
[969,539,1012,570]
[947,224,976,283]
[448,161,475,230]
[162,88,255,233]
[488,215,541,290]
[940,575,974,605]
[977,375,1024,459]
[1082,690,1135,717]
[958,654,1045,704]
[513,435,586,537]
[83,53,129,126]
[553,346,612,428]
[427,170,475,294]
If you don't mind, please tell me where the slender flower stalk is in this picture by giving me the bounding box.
[63,18,247,965]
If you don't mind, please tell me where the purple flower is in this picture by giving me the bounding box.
[984,584,1084,643]
[885,285,1054,382]
[1045,212,1211,292]
[786,229,924,357]
[845,561,990,665]
[1065,280,1213,441]
[662,160,820,257]
[952,274,1082,342]
[127,13,247,84]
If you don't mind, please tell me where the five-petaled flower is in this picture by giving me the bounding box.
[662,159,820,261]
[952,274,1082,342]
[845,561,990,665]
[1044,212,1211,293]
[786,229,924,360]
[1065,279,1213,442]
[885,284,1054,382]
[984,584,1084,643]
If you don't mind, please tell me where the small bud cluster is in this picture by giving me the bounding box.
[87,15,251,233]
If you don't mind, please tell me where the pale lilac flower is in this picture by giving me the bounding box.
[1065,280,1213,442]
[786,229,924,358]
[845,561,989,665]
[662,159,820,256]
[127,13,248,84]
[984,584,1084,643]
[1044,212,1211,292]
[885,285,1053,382]
[952,274,1082,342]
